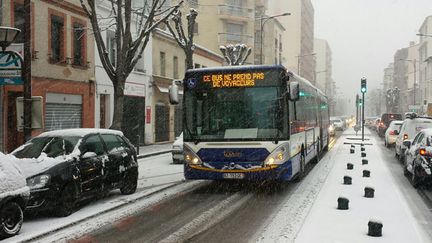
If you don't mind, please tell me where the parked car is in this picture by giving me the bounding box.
[172,133,184,164]
[11,129,138,217]
[378,113,403,137]
[395,114,432,162]
[375,118,381,132]
[330,117,344,130]
[384,120,403,147]
[403,128,432,187]
[0,154,29,238]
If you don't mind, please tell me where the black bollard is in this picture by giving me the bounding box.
[347,163,354,170]
[350,148,355,154]
[361,152,366,157]
[351,144,355,148]
[364,187,375,198]
[337,197,349,210]
[361,147,365,152]
[362,159,368,165]
[363,170,371,177]
[343,176,352,185]
[368,220,383,237]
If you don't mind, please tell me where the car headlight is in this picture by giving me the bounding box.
[328,125,334,132]
[27,174,50,190]
[264,144,289,166]
[184,145,202,165]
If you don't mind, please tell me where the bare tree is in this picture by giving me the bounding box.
[165,8,198,70]
[79,0,183,130]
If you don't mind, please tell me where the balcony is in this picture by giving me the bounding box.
[218,33,253,46]
[218,5,253,21]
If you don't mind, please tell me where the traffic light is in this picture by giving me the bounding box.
[361,78,367,93]
[359,98,363,106]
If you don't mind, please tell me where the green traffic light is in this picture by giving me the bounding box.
[361,87,366,93]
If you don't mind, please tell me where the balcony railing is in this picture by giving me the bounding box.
[218,5,253,19]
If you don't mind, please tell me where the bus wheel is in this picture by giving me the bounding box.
[295,154,306,182]
[315,140,321,163]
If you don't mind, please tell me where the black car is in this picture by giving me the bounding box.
[378,113,403,137]
[12,129,138,217]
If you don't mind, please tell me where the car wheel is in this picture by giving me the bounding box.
[56,183,78,217]
[0,202,23,238]
[395,148,399,159]
[411,166,420,188]
[403,158,410,176]
[314,140,320,164]
[120,169,138,195]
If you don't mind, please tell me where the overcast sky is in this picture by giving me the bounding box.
[311,0,432,102]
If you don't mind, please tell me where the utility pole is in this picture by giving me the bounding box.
[356,94,359,125]
[23,0,32,141]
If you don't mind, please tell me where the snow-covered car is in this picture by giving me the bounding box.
[11,129,138,217]
[172,133,184,164]
[330,117,344,130]
[378,113,403,137]
[0,154,29,239]
[328,124,335,136]
[395,115,432,161]
[384,120,403,147]
[403,128,432,187]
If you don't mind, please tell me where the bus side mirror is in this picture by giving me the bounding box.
[289,82,300,101]
[169,80,182,105]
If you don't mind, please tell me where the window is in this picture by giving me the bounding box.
[173,56,179,79]
[226,23,243,42]
[194,63,201,69]
[134,51,145,72]
[82,135,105,156]
[101,134,125,152]
[72,19,86,66]
[107,30,116,66]
[49,11,66,63]
[13,1,25,43]
[160,52,166,76]
[193,22,199,34]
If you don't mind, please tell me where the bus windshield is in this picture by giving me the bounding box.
[184,86,289,141]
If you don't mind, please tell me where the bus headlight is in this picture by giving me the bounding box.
[184,145,202,165]
[264,144,289,166]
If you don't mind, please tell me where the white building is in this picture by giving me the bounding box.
[314,38,332,95]
[94,1,153,145]
[419,15,432,111]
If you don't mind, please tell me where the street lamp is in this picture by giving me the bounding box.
[297,53,316,76]
[399,58,417,106]
[256,12,290,64]
[0,27,21,51]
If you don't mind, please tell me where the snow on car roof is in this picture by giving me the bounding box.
[37,128,124,138]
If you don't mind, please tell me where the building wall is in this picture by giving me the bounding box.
[314,38,332,95]
[1,0,95,152]
[419,16,432,110]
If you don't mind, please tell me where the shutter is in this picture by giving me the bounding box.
[45,103,82,131]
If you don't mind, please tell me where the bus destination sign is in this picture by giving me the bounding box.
[202,72,265,88]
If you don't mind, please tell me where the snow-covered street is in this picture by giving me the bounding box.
[4,129,432,243]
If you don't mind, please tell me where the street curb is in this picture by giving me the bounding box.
[137,149,172,159]
[19,181,185,243]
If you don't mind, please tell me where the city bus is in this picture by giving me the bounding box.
[169,65,330,182]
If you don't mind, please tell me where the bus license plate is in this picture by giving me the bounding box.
[223,173,244,179]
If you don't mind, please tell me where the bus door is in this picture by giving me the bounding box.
[305,127,315,156]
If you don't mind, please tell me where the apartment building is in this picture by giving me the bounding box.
[418,15,432,111]
[267,0,315,82]
[152,28,224,142]
[189,0,256,64]
[393,42,420,113]
[0,0,95,152]
[314,38,332,95]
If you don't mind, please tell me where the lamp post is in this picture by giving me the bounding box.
[0,26,31,141]
[256,12,290,64]
[399,58,417,106]
[297,53,316,76]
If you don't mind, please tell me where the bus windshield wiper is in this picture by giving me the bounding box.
[184,123,200,145]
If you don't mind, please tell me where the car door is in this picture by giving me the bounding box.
[78,134,107,196]
[407,133,424,173]
[100,134,129,186]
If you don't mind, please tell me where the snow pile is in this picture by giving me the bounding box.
[15,154,71,178]
[0,152,29,200]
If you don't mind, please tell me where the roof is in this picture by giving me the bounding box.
[37,128,124,138]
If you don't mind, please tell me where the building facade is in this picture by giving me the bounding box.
[267,0,315,82]
[0,0,95,152]
[418,16,432,112]
[314,38,332,95]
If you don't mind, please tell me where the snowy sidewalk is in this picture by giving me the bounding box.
[295,128,428,242]
[137,142,173,159]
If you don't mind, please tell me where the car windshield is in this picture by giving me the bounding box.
[13,136,81,159]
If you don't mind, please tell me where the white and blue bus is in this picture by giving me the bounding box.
[169,65,330,181]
